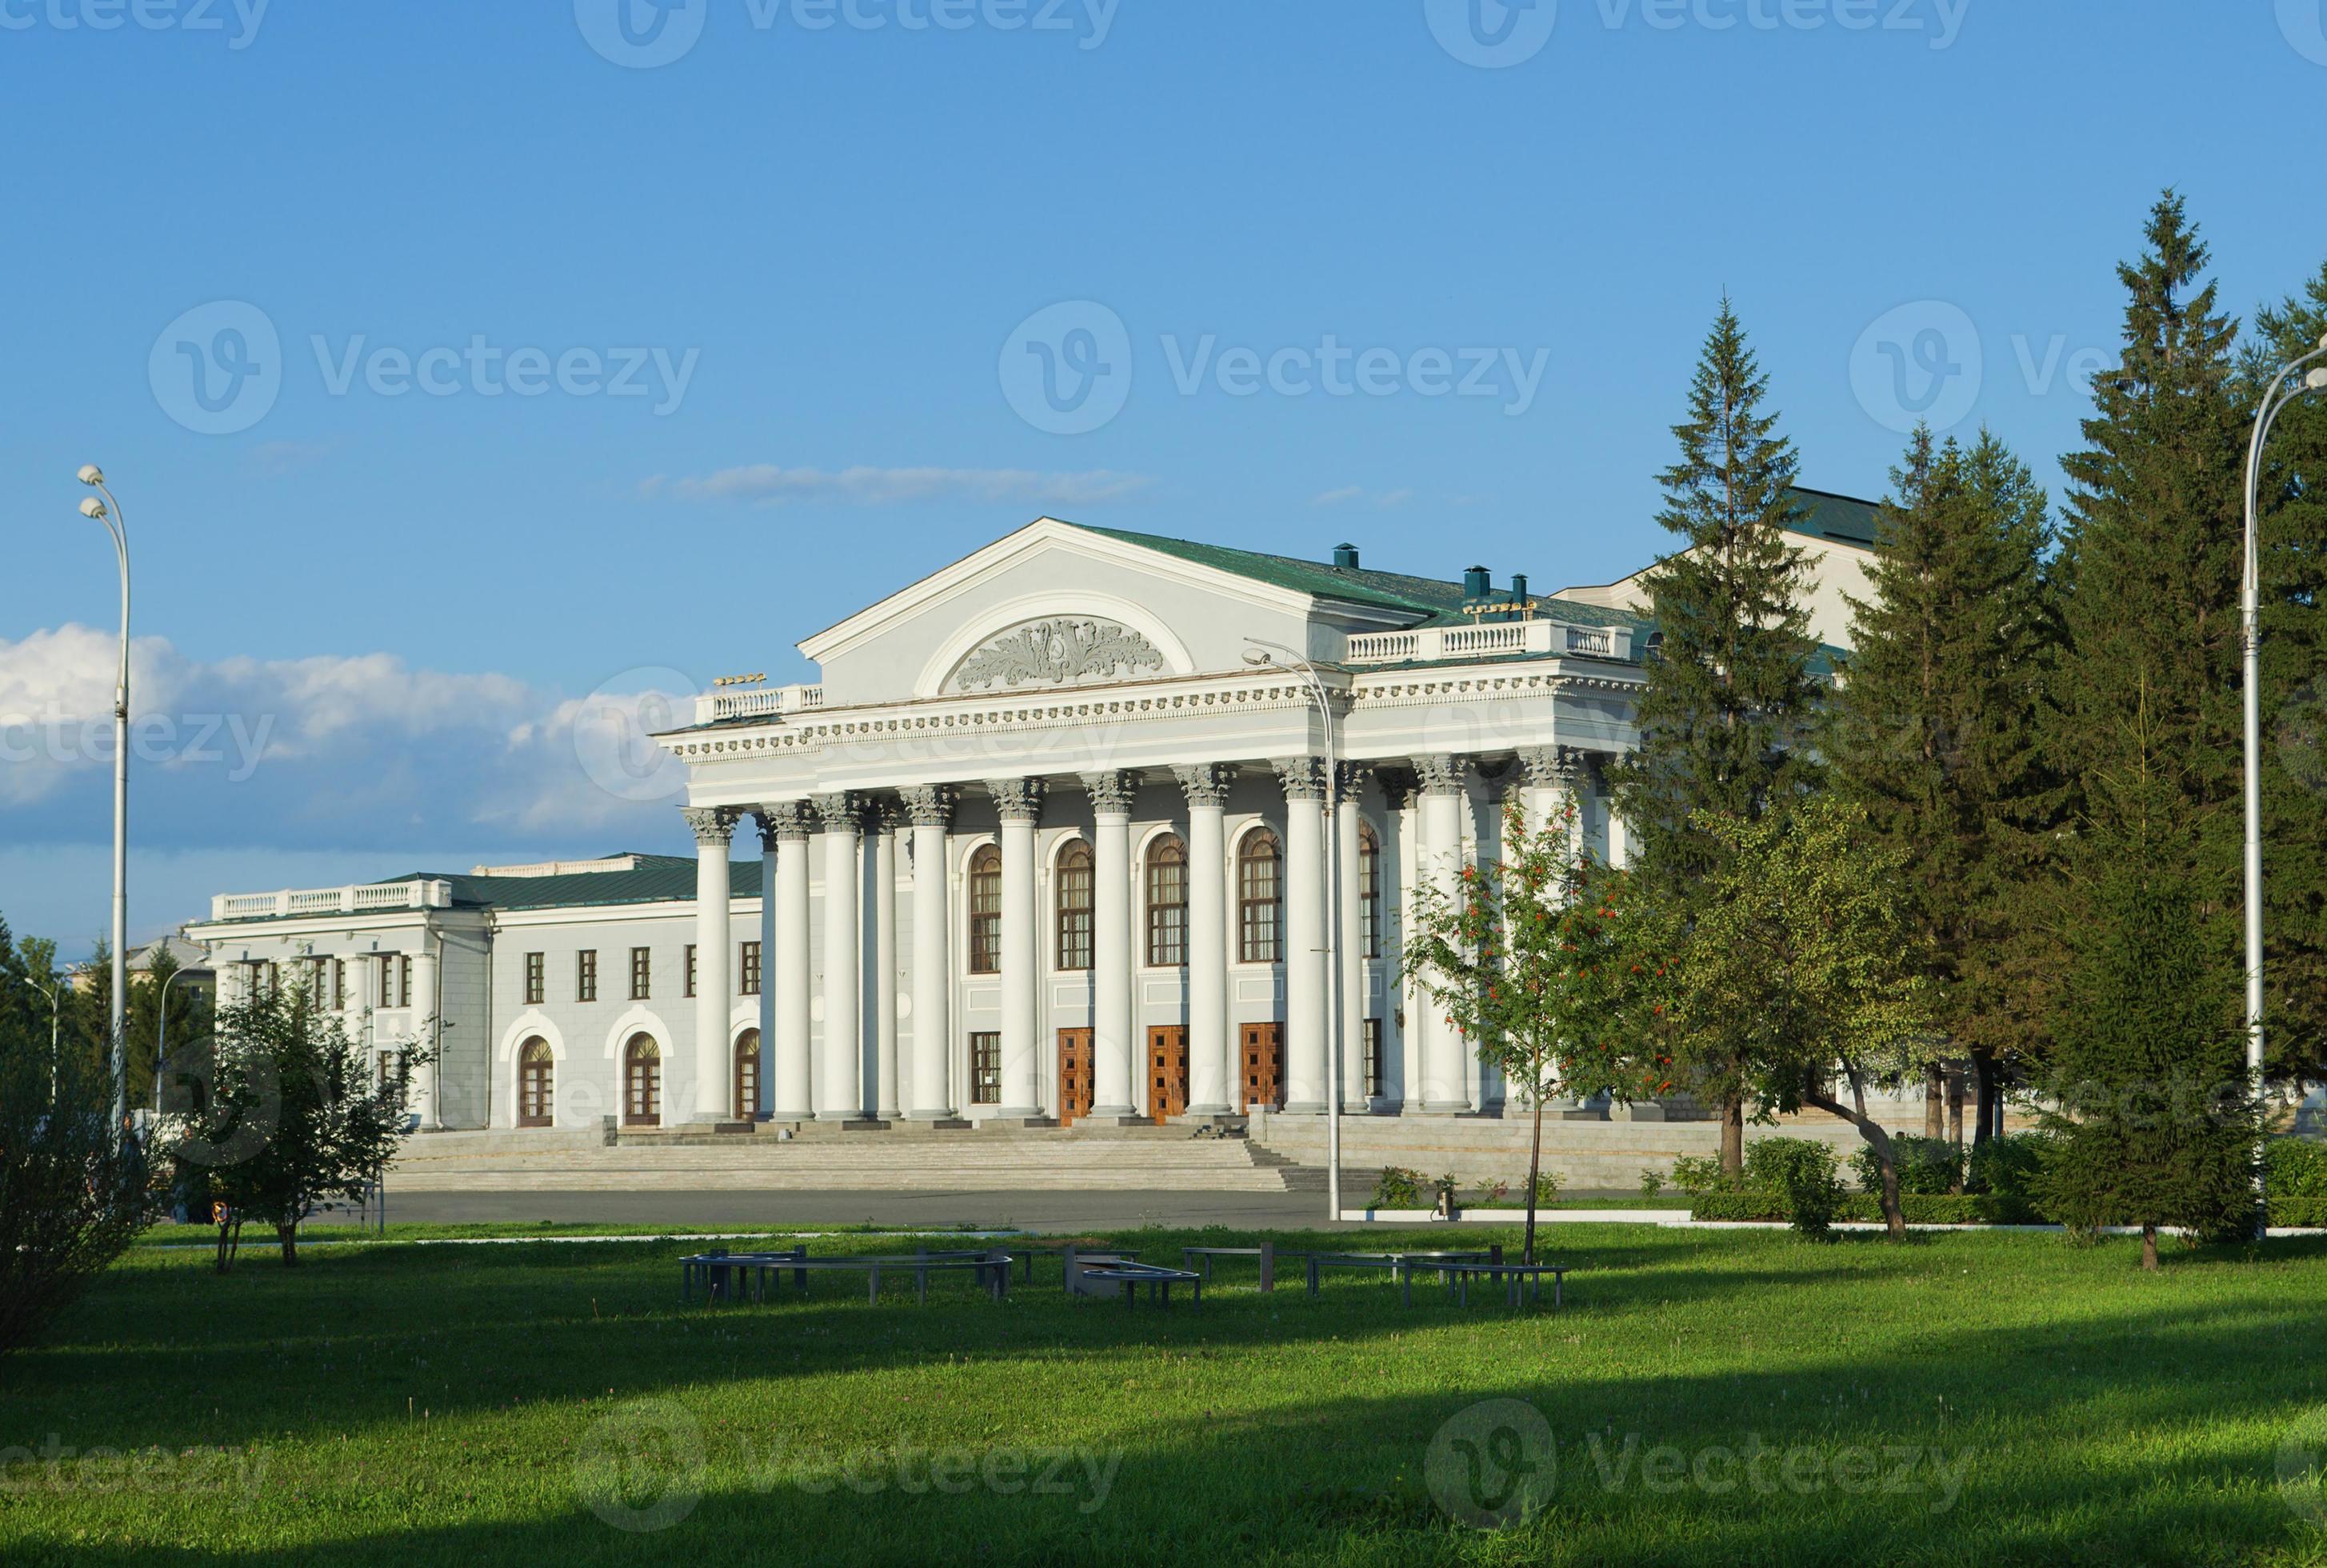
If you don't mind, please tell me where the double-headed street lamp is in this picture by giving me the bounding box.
[1245,638,1345,1222]
[77,464,131,1137]
[2242,335,2327,1201]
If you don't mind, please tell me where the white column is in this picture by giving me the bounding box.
[1417,754,1473,1113]
[1277,757,1329,1114]
[765,802,814,1121]
[903,786,958,1120]
[987,778,1046,1120]
[1334,762,1369,1113]
[1083,771,1138,1120]
[814,793,862,1122]
[873,802,902,1122]
[686,808,736,1123]
[1603,762,1632,869]
[410,941,442,1130]
[1518,746,1581,842]
[1176,764,1233,1117]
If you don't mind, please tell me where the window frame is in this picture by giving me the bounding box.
[968,1031,1002,1105]
[968,845,1002,975]
[1054,840,1094,972]
[518,1038,554,1128]
[1237,829,1283,965]
[1145,834,1188,968]
[740,940,762,998]
[578,949,598,1003]
[1358,824,1382,960]
[630,946,652,1002]
[523,951,546,1006]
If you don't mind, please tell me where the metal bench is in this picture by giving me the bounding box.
[1303,1250,1499,1306]
[1069,1258,1201,1310]
[1441,1259,1568,1309]
[682,1247,1014,1306]
[1180,1243,1309,1290]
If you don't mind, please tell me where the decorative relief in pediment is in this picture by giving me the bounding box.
[946,618,1167,694]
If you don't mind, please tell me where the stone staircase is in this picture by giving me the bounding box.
[386,1124,1318,1193]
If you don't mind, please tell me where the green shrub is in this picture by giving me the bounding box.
[1689,1193,2044,1225]
[2269,1196,2327,1227]
[1638,1169,1665,1198]
[1968,1132,2050,1203]
[1745,1138,1844,1238]
[1849,1134,1961,1196]
[1528,1170,1558,1205]
[1370,1166,1424,1208]
[1669,1154,1729,1194]
[2265,1138,2327,1200]
[1469,1178,1511,1208]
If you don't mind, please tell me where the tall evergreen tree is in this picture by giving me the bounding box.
[2241,262,2327,1080]
[1830,425,2062,1148]
[2050,191,2245,910]
[2034,731,2260,1269]
[1613,299,1823,1176]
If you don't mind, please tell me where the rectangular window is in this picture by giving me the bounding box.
[1364,1019,1385,1101]
[578,950,598,1003]
[969,1032,1002,1106]
[741,941,762,997]
[399,954,413,1009]
[685,944,698,999]
[376,959,394,1009]
[1055,846,1094,972]
[302,956,330,1000]
[969,851,1002,974]
[333,958,346,1011]
[1146,849,1187,968]
[1359,833,1381,959]
[630,947,651,1001]
[524,952,545,1006]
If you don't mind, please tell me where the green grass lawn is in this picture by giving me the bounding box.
[6,1225,2327,1565]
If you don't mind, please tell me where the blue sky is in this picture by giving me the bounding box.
[4,0,2321,956]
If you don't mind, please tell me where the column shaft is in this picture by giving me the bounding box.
[1417,756,1473,1113]
[1334,765,1369,1112]
[686,809,736,1123]
[815,795,862,1122]
[1084,772,1138,1119]
[1277,758,1329,1114]
[1177,765,1233,1117]
[873,810,901,1121]
[906,786,957,1119]
[410,944,442,1130]
[987,778,1046,1120]
[768,806,814,1120]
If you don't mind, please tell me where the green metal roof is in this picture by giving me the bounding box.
[374,855,765,912]
[1061,522,1486,617]
[1788,487,1880,548]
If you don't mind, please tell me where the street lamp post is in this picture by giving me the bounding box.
[1246,639,1344,1222]
[30,976,62,1105]
[2241,335,2327,1218]
[154,962,202,1118]
[77,465,131,1138]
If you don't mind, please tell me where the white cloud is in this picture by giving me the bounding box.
[1310,486,1415,510]
[648,464,1154,508]
[0,626,695,855]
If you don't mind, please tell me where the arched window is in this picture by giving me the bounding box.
[734,1029,762,1122]
[623,1035,662,1127]
[518,1038,554,1128]
[968,845,1002,974]
[1146,834,1188,967]
[1055,841,1094,971]
[1358,824,1381,959]
[1238,830,1282,964]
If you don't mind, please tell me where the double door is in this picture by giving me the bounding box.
[1240,1022,1285,1114]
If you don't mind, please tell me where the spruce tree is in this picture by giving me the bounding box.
[1829,425,2062,1151]
[2241,262,2327,1079]
[1612,299,1822,1176]
[2035,738,2261,1267]
[2051,191,2245,906]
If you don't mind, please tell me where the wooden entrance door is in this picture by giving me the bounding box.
[1147,1026,1189,1122]
[1240,1022,1285,1114]
[1056,1029,1094,1127]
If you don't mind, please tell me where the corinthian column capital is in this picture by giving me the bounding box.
[986,778,1046,825]
[758,801,814,848]
[1273,757,1330,803]
[684,806,740,846]
[812,792,863,833]
[902,784,960,830]
[1080,770,1140,818]
[1173,762,1235,809]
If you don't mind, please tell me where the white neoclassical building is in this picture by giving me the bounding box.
[188,494,1879,1136]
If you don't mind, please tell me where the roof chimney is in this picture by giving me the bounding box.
[1463,565,1492,598]
[1333,542,1360,570]
[1510,573,1529,601]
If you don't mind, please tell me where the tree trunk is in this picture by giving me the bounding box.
[2141,1224,2159,1272]
[1719,1093,1744,1182]
[1804,1076,1905,1239]
[1945,1062,1965,1191]
[1524,1092,1545,1266]
[214,1222,231,1275]
[1969,1048,2000,1148]
[277,1222,299,1267]
[1924,1063,1945,1138]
